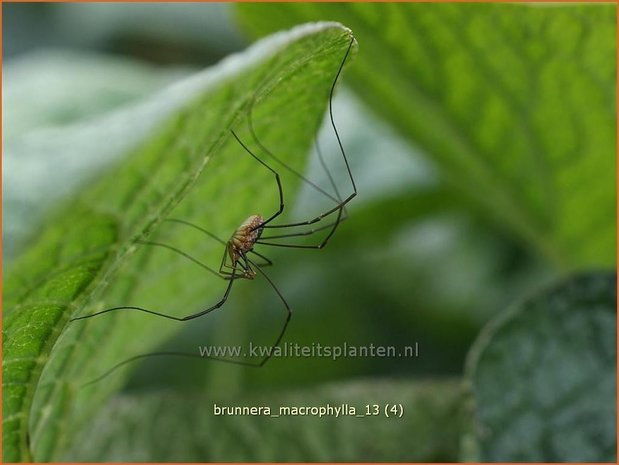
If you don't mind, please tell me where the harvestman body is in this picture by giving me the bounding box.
[228,215,264,279]
[71,35,357,381]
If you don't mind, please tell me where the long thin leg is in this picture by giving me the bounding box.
[247,114,340,206]
[164,218,226,245]
[177,254,290,367]
[78,39,357,387]
[248,250,273,266]
[249,38,357,232]
[230,130,284,226]
[256,241,333,250]
[245,56,352,209]
[250,38,357,248]
[315,137,348,220]
[255,208,342,249]
[246,120,351,232]
[263,194,352,229]
[255,139,349,245]
[163,219,271,266]
[244,255,291,367]
[138,240,223,279]
[316,138,344,204]
[259,214,347,240]
[80,349,261,387]
[159,215,336,256]
[79,257,290,386]
[164,40,354,249]
[79,352,203,387]
[256,198,344,250]
[161,215,322,258]
[328,37,357,195]
[71,267,239,322]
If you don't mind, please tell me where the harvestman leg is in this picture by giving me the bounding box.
[76,37,357,382]
[229,128,349,249]
[256,138,350,243]
[247,37,357,249]
[249,250,273,267]
[165,218,226,245]
[236,124,346,246]
[233,55,360,359]
[255,139,348,249]
[260,217,346,240]
[245,121,350,246]
[71,270,239,322]
[246,39,354,213]
[230,130,284,226]
[81,253,289,386]
[240,254,291,367]
[137,240,224,279]
[70,243,242,322]
[162,218,272,268]
[202,253,290,368]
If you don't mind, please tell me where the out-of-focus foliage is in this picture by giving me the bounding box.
[65,380,464,462]
[3,3,243,63]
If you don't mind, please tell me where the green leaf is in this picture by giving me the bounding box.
[64,379,464,461]
[464,272,616,461]
[4,51,188,141]
[4,51,192,260]
[236,3,616,269]
[3,23,356,462]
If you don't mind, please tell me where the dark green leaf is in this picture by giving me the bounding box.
[464,272,616,461]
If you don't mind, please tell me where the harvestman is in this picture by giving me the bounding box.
[71,36,357,376]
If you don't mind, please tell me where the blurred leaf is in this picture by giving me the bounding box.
[65,379,464,461]
[464,272,616,461]
[3,51,192,258]
[237,3,616,269]
[2,23,356,462]
[3,50,189,139]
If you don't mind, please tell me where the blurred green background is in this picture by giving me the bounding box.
[3,3,615,462]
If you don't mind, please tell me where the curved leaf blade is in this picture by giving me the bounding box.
[464,272,616,461]
[3,23,356,461]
